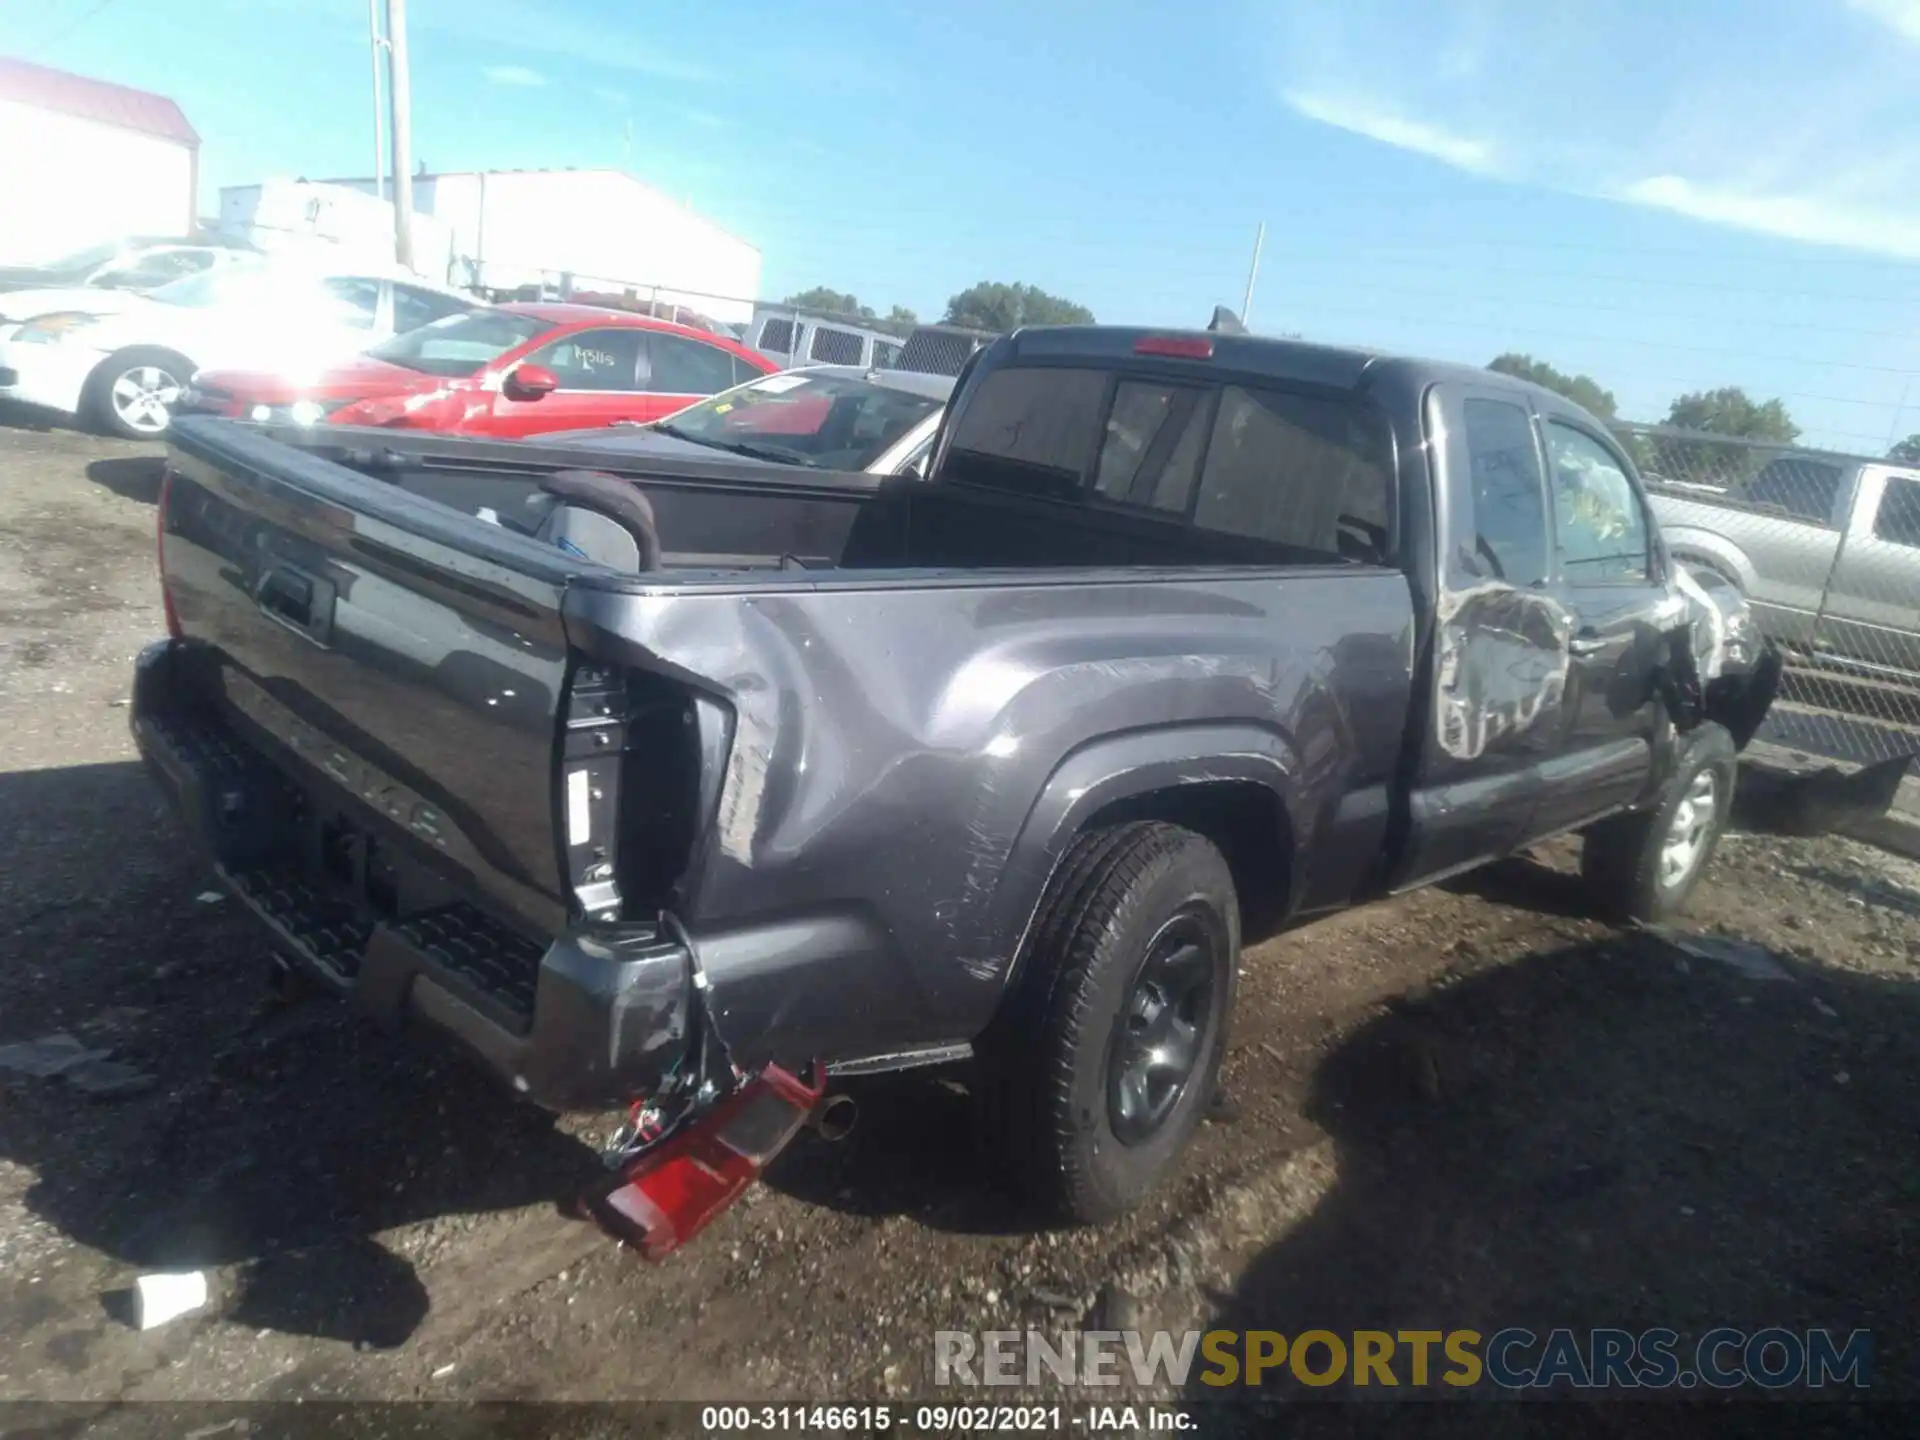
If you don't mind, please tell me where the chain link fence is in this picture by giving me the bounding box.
[1614,420,1920,766]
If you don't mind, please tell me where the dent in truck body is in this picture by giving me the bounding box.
[562,567,1417,1069]
[1432,582,1575,761]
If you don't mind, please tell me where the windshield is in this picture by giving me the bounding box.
[655,372,941,470]
[365,309,552,376]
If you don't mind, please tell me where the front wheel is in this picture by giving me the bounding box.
[1581,723,1737,923]
[973,821,1239,1224]
[86,349,189,439]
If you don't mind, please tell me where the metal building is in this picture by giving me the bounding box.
[0,57,199,264]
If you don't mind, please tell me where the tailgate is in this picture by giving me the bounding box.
[159,417,585,933]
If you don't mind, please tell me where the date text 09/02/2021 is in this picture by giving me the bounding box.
[699,1406,1186,1433]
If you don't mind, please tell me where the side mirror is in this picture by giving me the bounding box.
[503,364,559,402]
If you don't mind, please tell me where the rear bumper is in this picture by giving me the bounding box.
[129,639,693,1111]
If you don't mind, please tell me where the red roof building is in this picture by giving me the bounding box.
[0,56,198,146]
[0,57,200,259]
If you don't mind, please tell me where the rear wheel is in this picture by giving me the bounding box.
[1582,723,1737,923]
[86,349,189,439]
[973,821,1239,1224]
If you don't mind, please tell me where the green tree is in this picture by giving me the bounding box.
[1650,388,1801,489]
[782,290,918,337]
[942,281,1094,331]
[1663,387,1800,444]
[1888,433,1920,464]
[784,287,871,319]
[1486,353,1618,420]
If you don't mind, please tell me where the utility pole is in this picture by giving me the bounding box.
[367,0,386,201]
[386,0,415,270]
[1241,221,1266,327]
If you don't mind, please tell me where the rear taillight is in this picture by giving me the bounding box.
[1134,335,1214,359]
[156,465,182,640]
[590,1064,825,1260]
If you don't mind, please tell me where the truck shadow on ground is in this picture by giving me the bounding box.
[85,454,164,504]
[765,1071,1036,1234]
[1189,928,1920,1427]
[1441,754,1919,922]
[0,760,606,1355]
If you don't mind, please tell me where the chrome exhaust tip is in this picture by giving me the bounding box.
[809,1093,858,1143]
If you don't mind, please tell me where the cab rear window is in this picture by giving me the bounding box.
[943,364,1392,562]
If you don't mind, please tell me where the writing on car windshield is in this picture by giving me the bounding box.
[368,311,553,377]
[660,373,940,470]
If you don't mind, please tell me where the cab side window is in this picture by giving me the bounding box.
[1456,398,1550,587]
[1545,422,1650,582]
[1875,475,1920,547]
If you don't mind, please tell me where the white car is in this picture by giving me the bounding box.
[0,235,259,297]
[0,262,479,438]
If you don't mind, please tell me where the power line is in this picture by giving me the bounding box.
[1280,301,1920,376]
[1262,273,1920,342]
[34,0,124,51]
[1255,248,1920,308]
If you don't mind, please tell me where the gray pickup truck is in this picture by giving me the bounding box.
[1649,454,1920,682]
[134,326,1784,1232]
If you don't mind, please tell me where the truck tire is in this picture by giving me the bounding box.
[973,821,1239,1224]
[1581,723,1737,924]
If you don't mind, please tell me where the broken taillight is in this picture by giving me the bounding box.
[156,465,182,640]
[588,1063,824,1260]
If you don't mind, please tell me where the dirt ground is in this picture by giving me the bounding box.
[3,418,1920,1425]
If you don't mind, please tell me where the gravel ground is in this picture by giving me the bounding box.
[2,419,1919,1423]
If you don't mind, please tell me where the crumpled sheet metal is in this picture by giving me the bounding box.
[1433,582,1574,761]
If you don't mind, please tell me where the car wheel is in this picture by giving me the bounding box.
[87,349,189,439]
[973,821,1239,1224]
[1581,722,1738,924]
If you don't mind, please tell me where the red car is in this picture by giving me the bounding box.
[179,303,778,437]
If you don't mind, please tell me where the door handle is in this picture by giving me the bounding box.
[1568,635,1607,657]
[256,563,335,644]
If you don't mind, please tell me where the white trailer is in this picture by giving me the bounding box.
[225,169,761,327]
[217,180,457,282]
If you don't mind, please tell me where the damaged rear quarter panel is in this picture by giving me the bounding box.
[564,569,1415,1066]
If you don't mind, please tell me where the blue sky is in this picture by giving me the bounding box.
[16,0,1920,450]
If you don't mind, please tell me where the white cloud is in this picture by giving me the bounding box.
[1614,174,1920,260]
[1283,90,1500,176]
[483,65,546,88]
[676,108,728,130]
[1261,0,1920,261]
[1847,0,1920,42]
[416,0,710,83]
